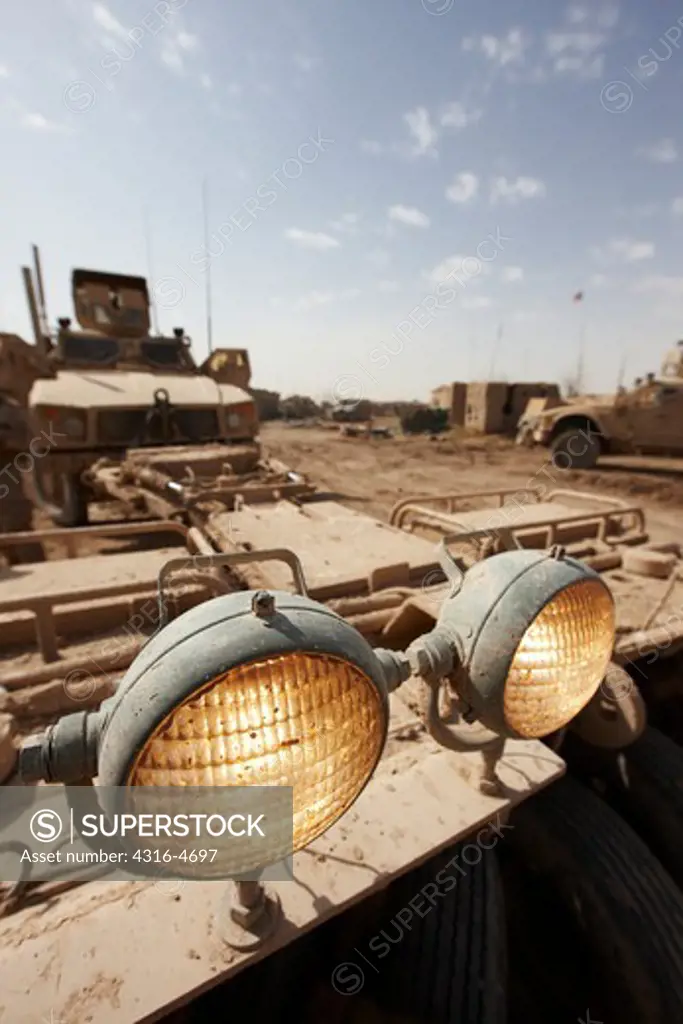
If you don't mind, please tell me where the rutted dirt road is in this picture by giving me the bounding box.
[261,422,683,536]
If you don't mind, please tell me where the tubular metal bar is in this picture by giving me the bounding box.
[389,487,543,528]
[400,505,646,554]
[0,519,191,551]
[156,547,309,627]
[545,489,633,512]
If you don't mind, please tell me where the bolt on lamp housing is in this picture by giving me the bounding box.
[431,548,616,739]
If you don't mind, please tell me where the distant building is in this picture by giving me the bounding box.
[430,382,467,425]
[250,388,281,420]
[431,380,561,434]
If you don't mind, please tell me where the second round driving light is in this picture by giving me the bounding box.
[430,548,616,739]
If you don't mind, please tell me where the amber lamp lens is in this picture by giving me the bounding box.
[127,652,386,852]
[503,579,615,738]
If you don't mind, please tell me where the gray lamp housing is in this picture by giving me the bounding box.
[432,549,614,737]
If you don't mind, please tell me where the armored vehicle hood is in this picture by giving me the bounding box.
[29,370,250,410]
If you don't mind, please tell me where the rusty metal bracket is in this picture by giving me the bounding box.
[156,547,309,627]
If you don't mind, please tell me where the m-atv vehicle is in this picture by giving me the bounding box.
[18,246,258,527]
[3,461,683,1020]
[517,370,683,469]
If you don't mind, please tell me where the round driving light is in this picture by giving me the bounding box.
[128,651,386,850]
[503,577,615,738]
[63,415,86,438]
[95,590,390,874]
[434,550,616,739]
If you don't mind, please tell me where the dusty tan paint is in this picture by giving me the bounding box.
[31,371,251,410]
[529,378,683,455]
[0,729,563,1024]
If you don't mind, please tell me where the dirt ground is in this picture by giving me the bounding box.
[261,421,683,537]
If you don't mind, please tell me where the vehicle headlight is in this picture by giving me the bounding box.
[19,591,390,876]
[39,407,86,440]
[428,549,615,739]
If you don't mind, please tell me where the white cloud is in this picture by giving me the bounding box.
[21,112,67,133]
[542,4,618,78]
[226,82,242,97]
[502,266,524,283]
[611,239,654,261]
[293,54,321,72]
[200,73,212,90]
[292,288,359,312]
[285,228,340,250]
[425,254,491,288]
[177,31,198,50]
[446,171,479,204]
[546,31,605,55]
[673,197,683,216]
[404,106,438,157]
[92,3,128,39]
[440,101,482,129]
[0,64,9,78]
[589,273,609,287]
[637,138,678,163]
[461,295,493,309]
[593,238,655,263]
[329,213,360,234]
[565,5,618,30]
[490,175,546,203]
[553,53,604,77]
[545,28,607,78]
[388,204,430,228]
[378,280,399,292]
[361,140,384,155]
[463,28,529,67]
[161,29,199,74]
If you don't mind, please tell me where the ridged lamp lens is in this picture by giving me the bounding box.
[503,578,615,738]
[127,651,386,851]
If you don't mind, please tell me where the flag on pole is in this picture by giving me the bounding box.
[572,291,584,302]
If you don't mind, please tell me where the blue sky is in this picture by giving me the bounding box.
[1,0,683,401]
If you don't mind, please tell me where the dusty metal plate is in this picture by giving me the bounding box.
[209,500,442,598]
[0,735,564,1023]
[0,549,184,609]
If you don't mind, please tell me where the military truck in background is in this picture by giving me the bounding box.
[517,346,683,469]
[17,246,258,526]
[0,333,52,561]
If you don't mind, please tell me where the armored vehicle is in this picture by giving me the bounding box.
[0,332,57,562]
[329,397,373,423]
[661,339,683,379]
[20,247,258,526]
[517,369,683,469]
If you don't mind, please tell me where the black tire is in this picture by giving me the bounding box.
[509,773,683,1023]
[0,500,44,564]
[343,842,507,1023]
[582,726,683,891]
[550,426,601,469]
[4,540,44,565]
[34,470,89,527]
[173,926,323,1022]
